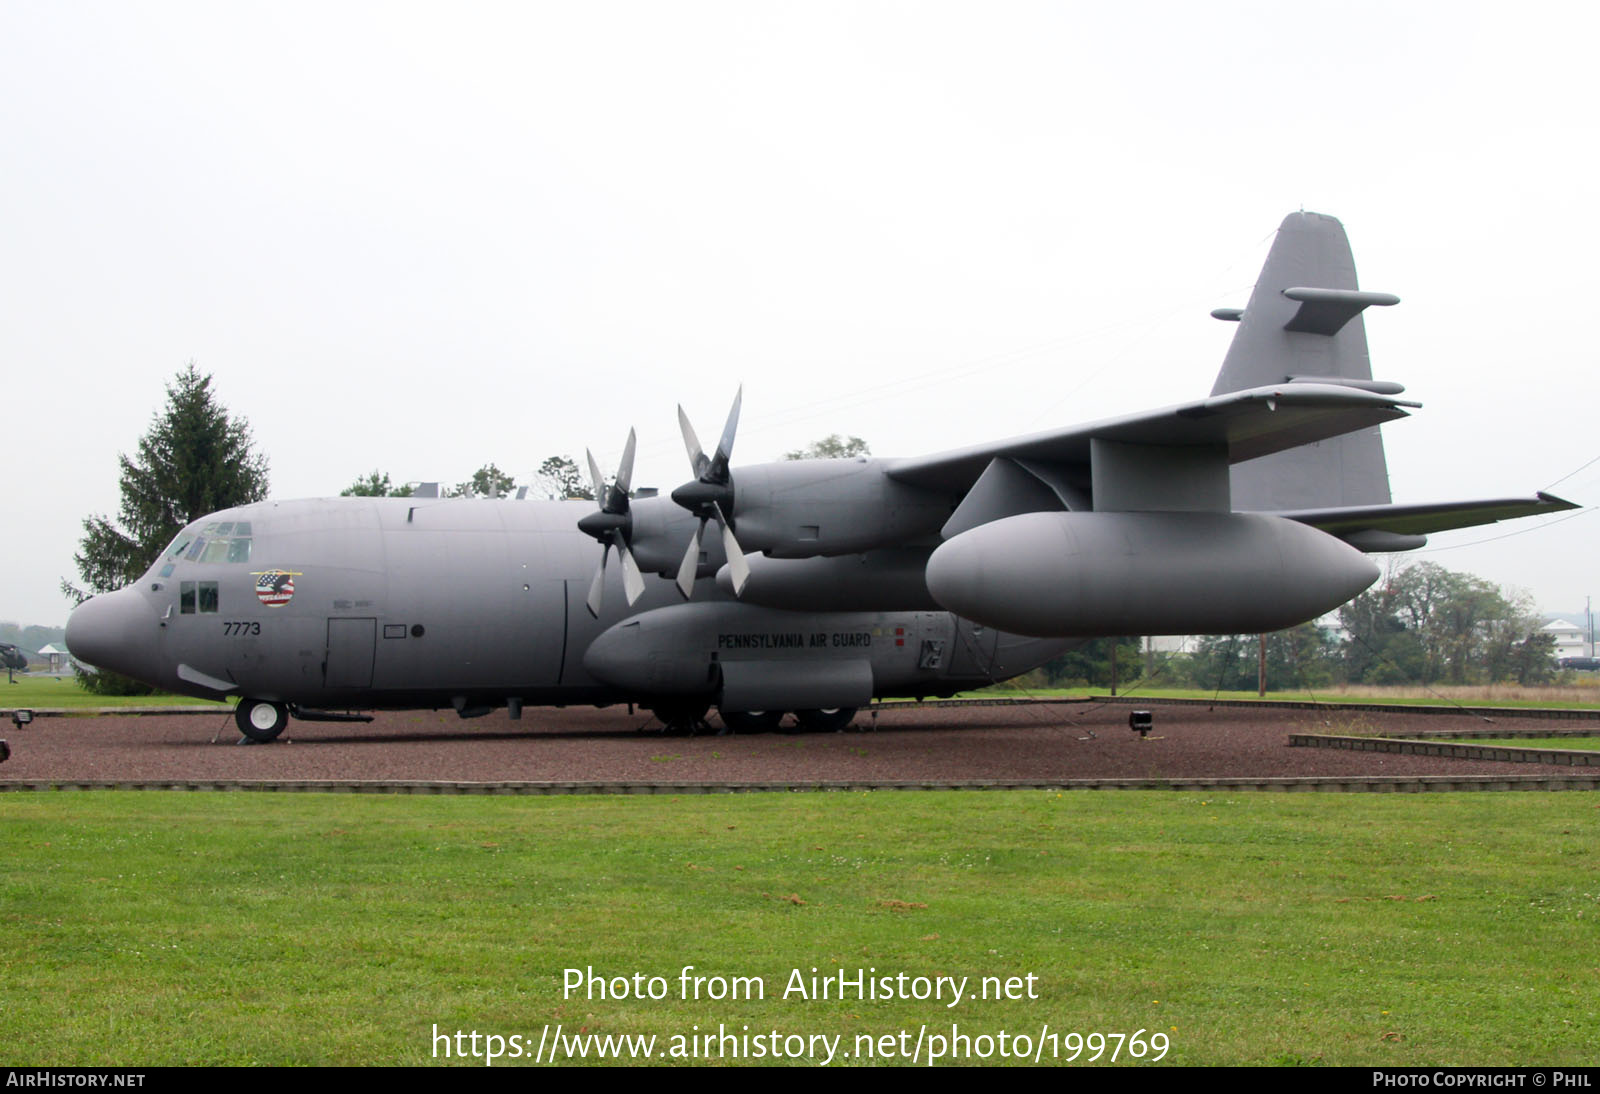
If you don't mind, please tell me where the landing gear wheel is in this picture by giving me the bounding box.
[794,707,856,733]
[719,709,784,734]
[649,700,712,735]
[235,699,289,743]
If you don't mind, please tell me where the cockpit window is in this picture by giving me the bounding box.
[159,523,252,568]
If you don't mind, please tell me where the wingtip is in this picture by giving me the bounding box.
[1536,491,1582,511]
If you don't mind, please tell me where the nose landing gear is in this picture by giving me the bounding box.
[235,699,289,743]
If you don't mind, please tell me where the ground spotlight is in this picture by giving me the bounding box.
[1128,710,1153,737]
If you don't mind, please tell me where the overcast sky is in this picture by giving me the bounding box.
[7,1,1598,628]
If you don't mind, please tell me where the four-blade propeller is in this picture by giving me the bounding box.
[575,428,646,617]
[574,390,752,615]
[670,387,750,600]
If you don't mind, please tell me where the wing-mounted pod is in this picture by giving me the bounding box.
[923,408,1380,636]
[926,511,1379,638]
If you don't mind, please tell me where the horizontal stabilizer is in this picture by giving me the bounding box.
[1285,376,1406,395]
[1279,491,1579,546]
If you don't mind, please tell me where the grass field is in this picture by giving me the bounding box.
[7,673,1600,714]
[1,790,1595,1067]
[1468,738,1600,752]
[976,683,1600,710]
[0,676,228,711]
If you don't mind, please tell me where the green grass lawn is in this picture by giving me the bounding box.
[1465,738,1600,752]
[1,790,1595,1066]
[0,675,228,710]
[969,683,1600,711]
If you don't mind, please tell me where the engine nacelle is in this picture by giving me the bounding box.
[925,511,1379,637]
[728,459,949,559]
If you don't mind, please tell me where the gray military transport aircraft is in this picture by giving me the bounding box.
[66,212,1574,741]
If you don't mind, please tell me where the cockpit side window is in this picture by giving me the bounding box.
[179,581,219,614]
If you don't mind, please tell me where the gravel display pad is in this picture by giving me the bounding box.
[0,701,1570,785]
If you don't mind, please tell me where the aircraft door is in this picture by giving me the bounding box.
[325,618,376,688]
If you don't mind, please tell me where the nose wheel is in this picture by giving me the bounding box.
[235,699,289,743]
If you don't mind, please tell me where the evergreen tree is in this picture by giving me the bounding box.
[63,364,269,692]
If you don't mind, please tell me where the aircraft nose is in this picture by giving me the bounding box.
[65,587,161,684]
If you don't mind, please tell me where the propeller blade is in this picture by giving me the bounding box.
[585,449,607,506]
[678,406,708,479]
[708,386,742,482]
[714,501,750,595]
[619,541,646,605]
[614,427,637,500]
[585,544,610,618]
[676,520,704,599]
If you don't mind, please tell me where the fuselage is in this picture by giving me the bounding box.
[65,496,1072,716]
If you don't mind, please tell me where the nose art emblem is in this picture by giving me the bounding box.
[251,570,301,607]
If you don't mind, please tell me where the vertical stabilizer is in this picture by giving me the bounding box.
[1214,212,1397,511]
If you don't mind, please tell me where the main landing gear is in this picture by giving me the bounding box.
[717,707,859,734]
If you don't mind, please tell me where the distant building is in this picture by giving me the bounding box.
[1540,620,1589,660]
[35,644,70,673]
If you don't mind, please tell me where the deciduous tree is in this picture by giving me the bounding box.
[534,456,593,501]
[340,470,413,497]
[784,434,870,460]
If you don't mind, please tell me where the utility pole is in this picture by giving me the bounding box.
[1258,633,1267,697]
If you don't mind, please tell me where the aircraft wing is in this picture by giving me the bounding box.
[884,383,1418,493]
[1275,493,1580,536]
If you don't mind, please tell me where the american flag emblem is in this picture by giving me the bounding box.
[252,570,299,607]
